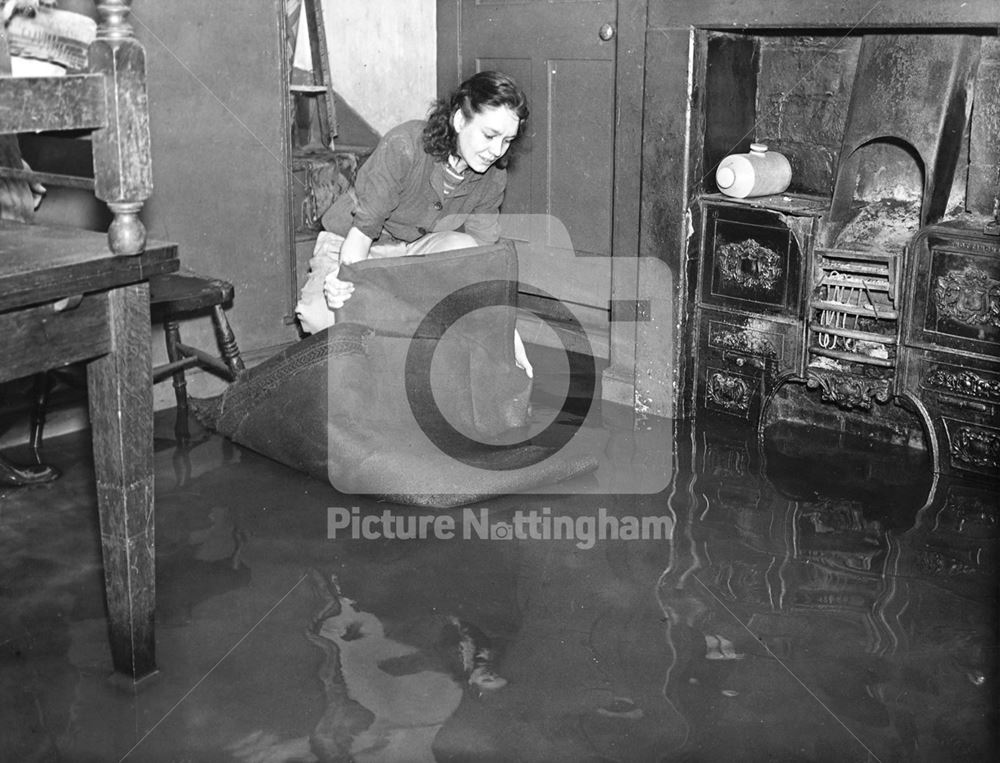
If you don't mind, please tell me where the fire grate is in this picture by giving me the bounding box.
[808,247,899,370]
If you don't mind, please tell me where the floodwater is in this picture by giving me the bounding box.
[1,373,996,762]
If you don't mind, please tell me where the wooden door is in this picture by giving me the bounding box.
[439,0,619,356]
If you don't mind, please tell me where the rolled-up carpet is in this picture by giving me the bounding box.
[193,241,598,508]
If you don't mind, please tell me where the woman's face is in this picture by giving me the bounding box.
[451,105,520,173]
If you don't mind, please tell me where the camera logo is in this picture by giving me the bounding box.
[404,278,594,470]
[327,214,673,498]
[489,521,514,540]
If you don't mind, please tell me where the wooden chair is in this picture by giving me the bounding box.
[0,0,174,683]
[149,271,245,440]
[23,269,246,456]
[0,8,245,452]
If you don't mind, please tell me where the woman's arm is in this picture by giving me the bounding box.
[347,124,418,241]
[338,226,373,264]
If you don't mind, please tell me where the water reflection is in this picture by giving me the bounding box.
[654,418,997,761]
[187,414,994,761]
[3,412,994,761]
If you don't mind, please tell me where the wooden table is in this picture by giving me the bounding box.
[1,220,178,683]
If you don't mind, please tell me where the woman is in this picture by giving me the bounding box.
[294,70,533,376]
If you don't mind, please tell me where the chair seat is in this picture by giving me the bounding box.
[22,269,244,456]
[151,270,245,441]
[150,272,235,315]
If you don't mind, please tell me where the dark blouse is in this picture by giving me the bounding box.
[320,120,507,245]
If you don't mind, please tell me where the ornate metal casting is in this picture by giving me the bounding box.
[709,324,779,359]
[924,367,1000,403]
[706,371,753,413]
[949,424,1000,471]
[933,266,1000,329]
[806,370,892,410]
[717,239,782,291]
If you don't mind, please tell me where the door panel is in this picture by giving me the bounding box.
[548,57,614,256]
[449,0,618,355]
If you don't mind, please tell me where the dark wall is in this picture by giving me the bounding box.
[752,35,860,197]
[702,35,757,191]
[969,37,1000,214]
[133,0,299,377]
[752,34,1000,211]
[648,0,1000,28]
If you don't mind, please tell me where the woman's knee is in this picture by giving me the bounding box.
[410,231,479,255]
[439,231,479,251]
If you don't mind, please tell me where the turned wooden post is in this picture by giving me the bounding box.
[90,0,152,255]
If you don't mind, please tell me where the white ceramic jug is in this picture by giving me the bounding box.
[716,143,791,198]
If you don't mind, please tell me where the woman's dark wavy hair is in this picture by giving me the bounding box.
[422,70,528,169]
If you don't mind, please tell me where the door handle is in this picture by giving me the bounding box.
[598,22,616,41]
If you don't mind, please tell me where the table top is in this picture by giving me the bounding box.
[0,221,179,311]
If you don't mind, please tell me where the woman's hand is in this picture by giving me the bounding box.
[323,264,355,309]
[322,227,372,309]
[514,329,533,379]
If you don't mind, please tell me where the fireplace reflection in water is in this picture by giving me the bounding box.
[659,418,996,759]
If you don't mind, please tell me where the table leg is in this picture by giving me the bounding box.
[87,282,157,682]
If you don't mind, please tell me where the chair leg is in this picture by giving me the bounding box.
[29,372,51,464]
[0,452,59,485]
[163,318,191,441]
[211,304,246,379]
[2,372,59,485]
